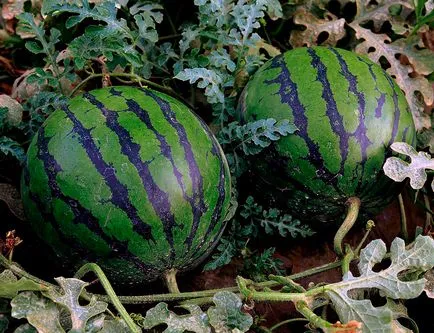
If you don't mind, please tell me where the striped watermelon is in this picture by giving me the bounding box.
[20,86,231,284]
[238,47,415,222]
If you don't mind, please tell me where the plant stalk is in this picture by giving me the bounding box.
[398,194,408,242]
[334,197,361,257]
[0,252,345,305]
[74,263,141,333]
[164,268,180,294]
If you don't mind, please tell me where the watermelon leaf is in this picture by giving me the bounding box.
[11,292,65,333]
[325,235,434,332]
[207,291,253,332]
[175,68,226,105]
[424,268,434,299]
[417,127,434,154]
[131,3,163,43]
[218,119,297,156]
[13,324,37,333]
[0,270,46,299]
[289,7,346,47]
[42,278,107,333]
[383,142,434,190]
[348,0,434,130]
[240,196,314,238]
[203,237,238,271]
[0,95,23,130]
[0,137,25,165]
[141,302,210,333]
[259,209,316,238]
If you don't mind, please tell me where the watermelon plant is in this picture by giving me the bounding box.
[238,46,416,226]
[1,0,434,332]
[20,86,231,289]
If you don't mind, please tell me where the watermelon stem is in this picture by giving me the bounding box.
[398,194,408,242]
[164,268,181,293]
[74,263,141,333]
[333,197,361,258]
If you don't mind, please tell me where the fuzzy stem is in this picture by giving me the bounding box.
[424,194,433,231]
[341,244,354,276]
[164,269,180,294]
[398,194,408,242]
[74,263,140,333]
[295,301,332,330]
[268,318,309,332]
[334,197,361,257]
[0,253,56,289]
[0,252,345,305]
[354,220,375,256]
[69,72,173,97]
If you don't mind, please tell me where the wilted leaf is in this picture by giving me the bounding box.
[207,291,253,333]
[352,0,414,31]
[99,318,131,333]
[142,302,210,333]
[349,25,434,130]
[11,291,64,333]
[43,277,107,332]
[0,95,22,127]
[383,142,434,190]
[290,8,346,47]
[424,268,434,298]
[0,270,45,299]
[417,127,434,154]
[1,0,25,20]
[13,323,37,333]
[326,235,434,332]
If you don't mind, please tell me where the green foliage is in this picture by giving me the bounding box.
[21,92,68,137]
[1,0,434,331]
[204,196,314,272]
[240,196,315,238]
[0,137,26,165]
[0,270,45,299]
[242,247,285,282]
[218,119,296,175]
[175,0,283,122]
[17,13,75,94]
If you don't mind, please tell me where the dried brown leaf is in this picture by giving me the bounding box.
[353,0,414,31]
[290,8,346,47]
[0,95,23,126]
[349,25,434,130]
[1,0,25,20]
[424,268,434,298]
[0,184,26,221]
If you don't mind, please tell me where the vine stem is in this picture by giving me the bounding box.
[295,301,332,330]
[333,197,361,257]
[69,72,173,97]
[0,252,345,305]
[74,263,141,333]
[398,194,408,242]
[423,193,433,231]
[68,71,195,110]
[268,318,309,332]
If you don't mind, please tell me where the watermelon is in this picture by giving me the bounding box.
[20,86,231,285]
[238,47,415,222]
